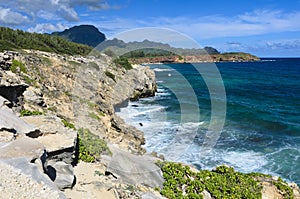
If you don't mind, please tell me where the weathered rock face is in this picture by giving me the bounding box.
[105,145,164,188]
[0,51,28,108]
[22,115,77,189]
[0,96,38,137]
[0,101,67,197]
[23,87,45,108]
[0,50,158,197]
[111,66,156,104]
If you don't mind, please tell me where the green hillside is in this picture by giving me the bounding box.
[0,27,92,55]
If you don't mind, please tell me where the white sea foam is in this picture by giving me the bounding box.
[153,68,174,72]
[260,59,276,62]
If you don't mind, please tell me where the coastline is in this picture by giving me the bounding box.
[0,50,299,199]
[128,53,260,65]
[115,62,300,198]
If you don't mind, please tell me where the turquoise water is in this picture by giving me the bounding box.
[117,58,300,185]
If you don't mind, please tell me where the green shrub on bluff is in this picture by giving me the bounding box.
[78,128,111,163]
[10,60,27,73]
[157,162,263,199]
[157,162,294,199]
[113,57,133,70]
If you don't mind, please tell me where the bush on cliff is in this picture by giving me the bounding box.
[10,60,27,74]
[78,128,111,163]
[61,119,76,130]
[156,162,264,199]
[113,57,133,70]
[20,109,43,116]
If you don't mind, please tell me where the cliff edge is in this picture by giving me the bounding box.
[0,50,299,199]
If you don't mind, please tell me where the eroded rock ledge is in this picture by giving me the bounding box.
[0,50,161,198]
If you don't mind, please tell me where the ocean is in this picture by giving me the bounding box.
[116,58,300,185]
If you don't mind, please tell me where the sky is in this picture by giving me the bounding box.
[0,0,300,57]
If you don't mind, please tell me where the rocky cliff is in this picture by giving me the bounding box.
[0,50,163,198]
[0,50,299,199]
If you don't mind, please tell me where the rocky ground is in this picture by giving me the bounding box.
[0,49,299,199]
[0,49,162,198]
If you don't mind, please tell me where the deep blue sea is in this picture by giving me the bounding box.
[117,58,300,185]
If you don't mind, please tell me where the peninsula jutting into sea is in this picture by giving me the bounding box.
[0,24,299,199]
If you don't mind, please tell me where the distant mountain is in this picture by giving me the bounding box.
[98,38,220,57]
[52,25,106,47]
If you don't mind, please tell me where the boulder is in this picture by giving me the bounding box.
[46,161,75,190]
[106,145,164,188]
[23,87,45,107]
[22,115,77,189]
[0,96,37,136]
[22,115,77,165]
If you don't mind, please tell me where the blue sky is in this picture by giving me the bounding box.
[0,0,300,57]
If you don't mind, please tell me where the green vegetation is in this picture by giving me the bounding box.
[0,27,92,55]
[20,109,43,117]
[157,162,263,199]
[10,60,27,73]
[64,91,72,97]
[23,75,35,85]
[94,170,104,176]
[220,52,259,60]
[9,60,37,85]
[122,48,175,58]
[157,162,294,199]
[86,101,97,109]
[105,70,116,82]
[272,178,294,199]
[113,57,133,70]
[61,119,76,130]
[78,128,111,162]
[88,112,100,120]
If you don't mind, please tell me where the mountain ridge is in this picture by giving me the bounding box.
[51,25,106,47]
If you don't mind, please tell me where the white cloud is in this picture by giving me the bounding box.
[0,0,115,24]
[82,9,300,42]
[109,9,300,40]
[27,23,68,33]
[219,39,300,57]
[0,7,29,25]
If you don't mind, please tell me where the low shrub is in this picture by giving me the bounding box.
[105,71,116,82]
[20,109,43,116]
[61,119,76,130]
[158,162,263,199]
[113,57,133,70]
[10,60,27,73]
[78,128,111,163]
[88,112,100,120]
